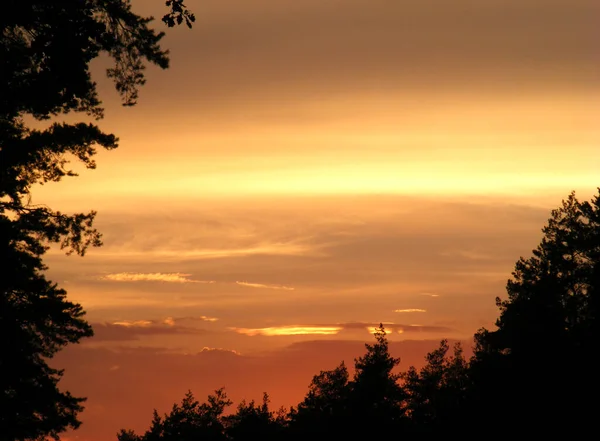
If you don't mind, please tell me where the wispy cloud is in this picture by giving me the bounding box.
[171,316,219,323]
[235,281,295,291]
[439,250,494,261]
[419,293,440,297]
[394,309,427,313]
[91,321,208,342]
[113,316,218,329]
[342,322,451,334]
[231,322,452,337]
[99,273,295,291]
[199,316,219,322]
[91,243,316,260]
[100,272,215,284]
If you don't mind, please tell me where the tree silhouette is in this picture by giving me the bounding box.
[348,324,406,435]
[225,393,285,441]
[470,190,600,435]
[162,0,196,29]
[118,389,288,441]
[289,362,350,440]
[1,1,193,438]
[125,327,411,440]
[117,389,231,441]
[402,339,469,434]
[0,216,93,440]
[289,325,407,438]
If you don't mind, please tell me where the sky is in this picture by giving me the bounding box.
[31,0,599,439]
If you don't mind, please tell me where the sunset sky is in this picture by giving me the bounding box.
[33,0,598,439]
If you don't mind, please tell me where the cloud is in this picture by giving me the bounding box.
[235,281,295,291]
[199,347,241,356]
[45,196,542,340]
[91,321,208,342]
[394,309,427,313]
[340,322,452,334]
[199,316,219,322]
[231,326,342,336]
[112,320,153,328]
[230,322,452,337]
[419,293,440,297]
[169,315,220,323]
[100,272,215,284]
[439,250,494,261]
[125,0,598,128]
[90,244,316,260]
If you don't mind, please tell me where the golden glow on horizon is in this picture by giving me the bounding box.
[34,144,599,204]
[112,320,152,328]
[231,326,343,336]
[394,309,427,313]
[31,92,599,207]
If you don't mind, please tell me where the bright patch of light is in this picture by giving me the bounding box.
[231,326,342,336]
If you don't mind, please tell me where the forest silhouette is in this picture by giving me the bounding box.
[118,190,600,439]
[1,1,597,440]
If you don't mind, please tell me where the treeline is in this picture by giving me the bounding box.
[119,191,599,440]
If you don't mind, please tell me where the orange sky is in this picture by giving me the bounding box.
[35,0,599,439]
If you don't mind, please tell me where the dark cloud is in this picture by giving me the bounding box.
[90,322,209,342]
[84,0,599,131]
[138,0,597,110]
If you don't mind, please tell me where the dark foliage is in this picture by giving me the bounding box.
[0,216,93,441]
[289,362,350,440]
[224,394,286,441]
[401,340,469,434]
[1,1,193,439]
[117,389,231,441]
[348,325,406,435]
[122,190,599,440]
[470,190,600,435]
[162,0,196,29]
[117,389,285,441]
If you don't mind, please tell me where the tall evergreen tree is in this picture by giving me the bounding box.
[225,393,284,441]
[289,362,350,440]
[117,389,231,441]
[348,325,406,435]
[471,190,600,435]
[1,1,193,438]
[402,339,469,434]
